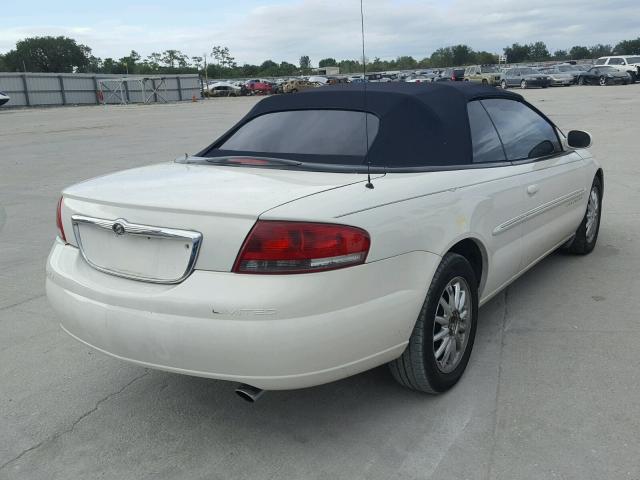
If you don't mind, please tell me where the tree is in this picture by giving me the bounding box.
[569,45,590,60]
[475,51,497,65]
[2,36,92,72]
[503,43,531,63]
[553,49,568,60]
[191,56,203,70]
[614,37,640,55]
[145,52,162,71]
[318,57,337,67]
[211,46,235,68]
[589,44,612,58]
[117,50,140,74]
[451,44,475,65]
[101,58,117,74]
[395,56,418,70]
[161,49,188,69]
[529,41,550,61]
[338,59,361,74]
[430,47,454,68]
[299,55,311,70]
[279,61,297,75]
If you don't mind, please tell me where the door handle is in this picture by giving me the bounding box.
[527,184,539,195]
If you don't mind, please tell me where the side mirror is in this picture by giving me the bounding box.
[567,130,592,148]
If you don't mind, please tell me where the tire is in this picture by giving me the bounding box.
[542,85,548,88]
[500,80,507,89]
[599,76,607,86]
[389,253,478,394]
[481,79,488,85]
[564,176,602,255]
[578,77,585,86]
[520,79,527,89]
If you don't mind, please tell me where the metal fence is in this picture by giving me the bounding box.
[0,72,202,107]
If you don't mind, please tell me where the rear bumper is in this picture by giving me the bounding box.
[550,79,573,86]
[46,240,439,389]
[525,79,551,87]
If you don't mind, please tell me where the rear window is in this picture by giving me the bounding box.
[216,110,379,161]
[627,56,640,63]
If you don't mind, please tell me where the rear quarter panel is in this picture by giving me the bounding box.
[263,165,535,299]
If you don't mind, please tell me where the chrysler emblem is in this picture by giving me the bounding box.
[112,222,125,236]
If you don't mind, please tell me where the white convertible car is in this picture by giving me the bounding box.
[46,83,602,401]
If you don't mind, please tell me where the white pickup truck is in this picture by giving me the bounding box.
[594,56,640,82]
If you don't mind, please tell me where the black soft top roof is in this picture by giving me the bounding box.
[201,82,526,168]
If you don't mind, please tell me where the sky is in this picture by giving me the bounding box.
[1,0,639,65]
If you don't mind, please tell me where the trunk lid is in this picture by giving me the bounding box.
[62,162,368,278]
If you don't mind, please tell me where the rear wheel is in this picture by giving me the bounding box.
[578,76,585,85]
[481,79,488,85]
[389,253,478,393]
[500,79,507,89]
[599,76,607,86]
[564,176,602,255]
[521,79,527,89]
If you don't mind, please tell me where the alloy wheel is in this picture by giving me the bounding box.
[501,80,507,89]
[586,186,600,243]
[521,80,527,89]
[433,277,472,374]
[599,76,607,86]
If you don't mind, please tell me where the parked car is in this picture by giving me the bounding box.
[404,74,435,83]
[206,82,242,97]
[500,68,551,89]
[282,79,317,93]
[553,64,588,83]
[436,68,465,82]
[577,66,631,86]
[0,91,9,106]
[245,80,273,95]
[594,55,640,82]
[47,83,602,398]
[464,65,501,86]
[537,67,574,86]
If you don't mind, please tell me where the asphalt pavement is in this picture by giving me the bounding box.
[1,85,639,479]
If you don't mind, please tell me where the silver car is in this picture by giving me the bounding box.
[539,67,575,86]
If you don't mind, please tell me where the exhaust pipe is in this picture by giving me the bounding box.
[235,384,265,403]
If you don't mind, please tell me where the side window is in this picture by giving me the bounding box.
[467,101,507,163]
[609,58,623,65]
[481,99,561,161]
[595,58,606,65]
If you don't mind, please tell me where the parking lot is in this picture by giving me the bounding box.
[1,84,640,479]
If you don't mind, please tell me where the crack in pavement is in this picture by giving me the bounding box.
[0,370,150,473]
[486,287,509,480]
[0,294,46,312]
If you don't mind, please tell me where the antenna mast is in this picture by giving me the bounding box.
[360,0,374,189]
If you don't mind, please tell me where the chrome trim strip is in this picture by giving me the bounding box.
[493,188,586,235]
[71,215,202,284]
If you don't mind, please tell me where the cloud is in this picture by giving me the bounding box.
[1,0,639,64]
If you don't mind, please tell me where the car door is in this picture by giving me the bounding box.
[508,69,520,87]
[466,100,527,294]
[482,98,587,268]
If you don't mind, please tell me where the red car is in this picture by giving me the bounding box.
[245,80,273,95]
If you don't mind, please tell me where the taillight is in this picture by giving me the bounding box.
[233,221,370,274]
[56,196,67,243]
